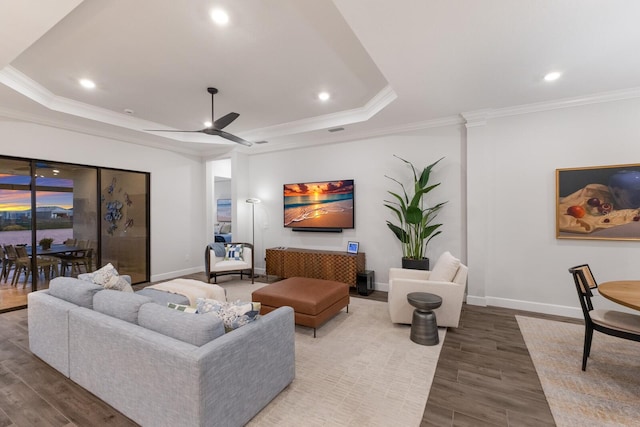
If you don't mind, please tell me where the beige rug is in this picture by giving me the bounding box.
[216,279,445,426]
[517,316,640,427]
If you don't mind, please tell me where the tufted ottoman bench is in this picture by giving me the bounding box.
[252,277,350,337]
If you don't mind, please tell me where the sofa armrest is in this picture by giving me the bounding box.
[389,267,430,281]
[195,306,295,426]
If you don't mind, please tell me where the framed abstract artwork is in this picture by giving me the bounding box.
[556,164,640,240]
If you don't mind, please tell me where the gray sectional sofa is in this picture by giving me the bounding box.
[28,277,295,427]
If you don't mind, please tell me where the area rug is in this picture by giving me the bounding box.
[517,316,640,427]
[218,279,445,427]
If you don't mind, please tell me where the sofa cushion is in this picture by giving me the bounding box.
[429,251,461,282]
[48,277,104,308]
[93,290,153,324]
[138,303,225,346]
[135,288,190,306]
[197,298,261,332]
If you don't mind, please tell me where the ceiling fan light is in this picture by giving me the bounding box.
[204,121,213,128]
[210,9,229,25]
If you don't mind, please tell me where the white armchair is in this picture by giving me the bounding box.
[388,252,468,328]
[205,242,254,284]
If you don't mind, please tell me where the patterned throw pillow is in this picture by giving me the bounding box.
[196,298,260,332]
[103,274,134,292]
[167,302,197,313]
[88,263,118,285]
[90,263,133,292]
[224,244,244,261]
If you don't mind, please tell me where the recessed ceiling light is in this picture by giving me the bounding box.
[204,121,213,128]
[544,71,562,82]
[79,78,96,89]
[318,92,330,101]
[210,8,229,25]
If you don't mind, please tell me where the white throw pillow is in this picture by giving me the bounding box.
[429,251,461,282]
[103,274,134,292]
[90,263,133,292]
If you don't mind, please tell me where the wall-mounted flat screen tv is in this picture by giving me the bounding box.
[216,198,231,222]
[283,179,354,231]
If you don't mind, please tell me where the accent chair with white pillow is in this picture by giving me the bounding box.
[388,251,468,328]
[205,242,254,284]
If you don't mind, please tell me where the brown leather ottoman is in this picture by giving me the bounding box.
[252,277,350,337]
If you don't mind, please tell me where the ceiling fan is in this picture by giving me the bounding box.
[146,87,253,147]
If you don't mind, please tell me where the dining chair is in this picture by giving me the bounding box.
[58,240,91,277]
[0,246,7,282]
[3,245,19,284]
[569,264,640,371]
[12,245,59,287]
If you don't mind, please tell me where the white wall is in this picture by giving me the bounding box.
[0,120,207,282]
[241,125,466,290]
[467,97,640,317]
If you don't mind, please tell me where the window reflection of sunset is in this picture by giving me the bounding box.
[0,190,73,211]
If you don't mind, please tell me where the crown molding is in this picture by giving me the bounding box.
[0,66,237,147]
[238,85,398,141]
[462,86,640,124]
[0,106,208,157]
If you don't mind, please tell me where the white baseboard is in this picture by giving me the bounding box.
[151,266,203,283]
[466,295,582,319]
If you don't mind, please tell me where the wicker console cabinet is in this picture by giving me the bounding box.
[266,247,365,286]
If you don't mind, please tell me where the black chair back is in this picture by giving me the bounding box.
[569,264,597,321]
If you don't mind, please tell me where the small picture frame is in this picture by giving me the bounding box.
[347,241,359,254]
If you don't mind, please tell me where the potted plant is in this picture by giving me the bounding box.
[384,155,446,270]
[39,237,54,250]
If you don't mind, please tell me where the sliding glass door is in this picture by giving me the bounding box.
[0,156,150,311]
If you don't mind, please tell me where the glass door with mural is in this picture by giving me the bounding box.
[100,169,149,284]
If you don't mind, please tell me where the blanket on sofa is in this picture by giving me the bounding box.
[146,278,226,305]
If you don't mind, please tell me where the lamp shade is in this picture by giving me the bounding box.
[246,198,261,204]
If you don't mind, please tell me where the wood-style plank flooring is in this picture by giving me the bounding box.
[423,304,581,427]
[0,274,582,426]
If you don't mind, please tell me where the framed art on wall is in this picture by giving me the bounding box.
[556,163,640,240]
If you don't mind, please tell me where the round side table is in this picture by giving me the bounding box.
[407,292,443,346]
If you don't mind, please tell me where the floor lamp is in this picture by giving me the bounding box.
[246,198,261,277]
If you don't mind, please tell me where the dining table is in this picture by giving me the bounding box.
[25,244,85,257]
[598,281,640,311]
[25,244,90,277]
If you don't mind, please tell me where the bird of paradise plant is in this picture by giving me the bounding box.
[384,155,446,262]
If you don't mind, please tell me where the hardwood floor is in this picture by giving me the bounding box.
[0,275,581,426]
[423,304,581,427]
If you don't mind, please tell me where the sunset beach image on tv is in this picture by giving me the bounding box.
[283,179,354,229]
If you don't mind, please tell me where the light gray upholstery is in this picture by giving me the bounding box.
[28,276,296,427]
[135,288,190,305]
[48,277,104,308]
[93,290,153,324]
[138,302,225,346]
[28,290,76,376]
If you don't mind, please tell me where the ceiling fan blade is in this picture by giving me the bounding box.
[217,130,253,147]
[144,129,205,133]
[213,112,239,130]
